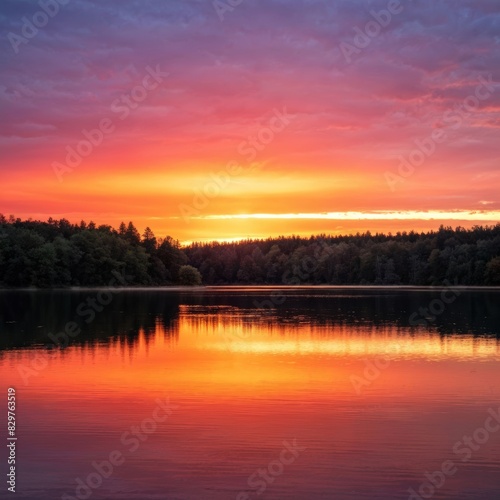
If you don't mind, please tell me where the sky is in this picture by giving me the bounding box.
[1,0,500,244]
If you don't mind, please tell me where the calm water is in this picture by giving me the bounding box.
[1,287,500,500]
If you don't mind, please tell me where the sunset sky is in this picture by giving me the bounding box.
[1,0,499,244]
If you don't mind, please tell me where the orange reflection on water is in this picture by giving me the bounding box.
[3,310,499,403]
[2,303,500,500]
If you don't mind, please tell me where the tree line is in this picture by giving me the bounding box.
[1,214,499,287]
[0,215,201,287]
[185,225,500,286]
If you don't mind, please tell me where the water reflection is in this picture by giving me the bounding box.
[0,290,181,352]
[1,288,499,353]
[1,289,500,500]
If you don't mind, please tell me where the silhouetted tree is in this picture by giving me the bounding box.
[141,227,156,252]
[485,256,500,285]
[178,265,202,286]
[125,221,141,244]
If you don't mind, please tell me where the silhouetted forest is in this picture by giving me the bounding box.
[0,215,192,287]
[1,214,500,287]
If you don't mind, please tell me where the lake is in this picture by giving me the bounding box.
[1,287,500,500]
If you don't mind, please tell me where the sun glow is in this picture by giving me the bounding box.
[186,210,500,222]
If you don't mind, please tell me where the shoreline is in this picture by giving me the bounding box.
[1,285,500,292]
